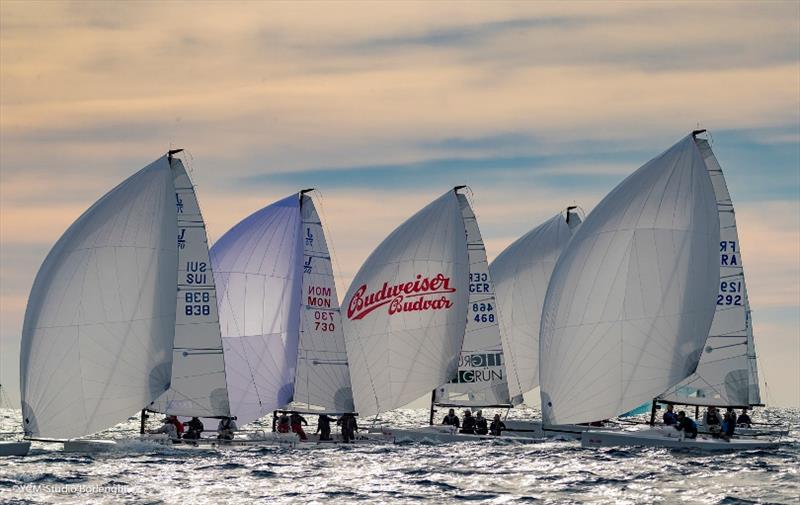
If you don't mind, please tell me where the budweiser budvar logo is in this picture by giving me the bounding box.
[347,273,456,320]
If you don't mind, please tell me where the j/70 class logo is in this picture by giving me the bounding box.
[347,273,456,320]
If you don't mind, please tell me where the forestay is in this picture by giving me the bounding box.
[491,209,581,405]
[20,156,178,439]
[434,191,508,407]
[148,159,230,417]
[211,195,303,426]
[293,193,354,413]
[658,135,761,407]
[540,134,720,425]
[342,190,469,417]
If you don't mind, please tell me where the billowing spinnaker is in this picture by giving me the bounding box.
[539,134,719,425]
[293,194,354,413]
[434,192,508,407]
[658,137,761,407]
[491,210,580,404]
[148,159,230,417]
[211,195,302,425]
[342,191,469,417]
[20,157,177,439]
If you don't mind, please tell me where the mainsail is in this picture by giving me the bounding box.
[490,208,581,405]
[342,190,469,417]
[148,158,230,417]
[211,195,303,426]
[20,156,178,439]
[539,133,720,425]
[433,189,509,407]
[292,192,354,413]
[658,134,761,407]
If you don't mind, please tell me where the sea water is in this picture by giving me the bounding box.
[1,407,797,504]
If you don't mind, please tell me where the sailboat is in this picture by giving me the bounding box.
[428,189,512,416]
[649,133,785,438]
[342,187,471,441]
[210,189,360,443]
[19,151,185,451]
[489,206,585,438]
[535,130,776,450]
[423,197,586,441]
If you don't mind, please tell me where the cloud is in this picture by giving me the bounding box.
[1,1,798,407]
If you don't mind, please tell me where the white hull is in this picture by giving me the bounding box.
[59,431,394,453]
[581,428,780,451]
[375,425,541,444]
[0,441,31,456]
[503,420,619,440]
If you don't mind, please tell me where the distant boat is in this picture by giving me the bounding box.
[492,207,582,405]
[0,384,30,456]
[19,151,185,446]
[342,188,470,419]
[210,190,355,429]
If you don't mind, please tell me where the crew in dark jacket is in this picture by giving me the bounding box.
[675,411,698,439]
[489,414,506,436]
[442,409,460,429]
[460,410,476,435]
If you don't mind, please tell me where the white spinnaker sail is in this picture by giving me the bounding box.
[539,134,720,425]
[434,191,509,407]
[148,160,230,417]
[293,193,354,413]
[20,157,178,439]
[490,209,581,405]
[658,136,761,407]
[211,195,302,426]
[342,190,469,417]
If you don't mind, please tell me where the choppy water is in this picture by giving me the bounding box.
[1,407,798,504]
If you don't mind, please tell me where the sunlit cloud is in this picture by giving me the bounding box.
[1,1,798,407]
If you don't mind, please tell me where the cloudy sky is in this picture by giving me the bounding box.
[1,1,798,408]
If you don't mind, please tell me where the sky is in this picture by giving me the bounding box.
[1,1,798,409]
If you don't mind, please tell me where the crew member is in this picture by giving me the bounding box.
[662,404,678,425]
[290,412,308,441]
[184,417,204,440]
[217,416,237,440]
[316,414,333,441]
[277,412,290,433]
[475,410,488,435]
[737,408,752,427]
[489,414,506,436]
[460,410,476,435]
[338,413,359,443]
[442,408,460,429]
[674,411,698,439]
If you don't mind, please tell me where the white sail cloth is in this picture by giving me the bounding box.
[293,193,354,413]
[540,134,720,425]
[658,137,761,407]
[211,195,303,426]
[148,160,230,417]
[20,157,178,439]
[434,191,509,407]
[342,191,469,417]
[491,210,581,405]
